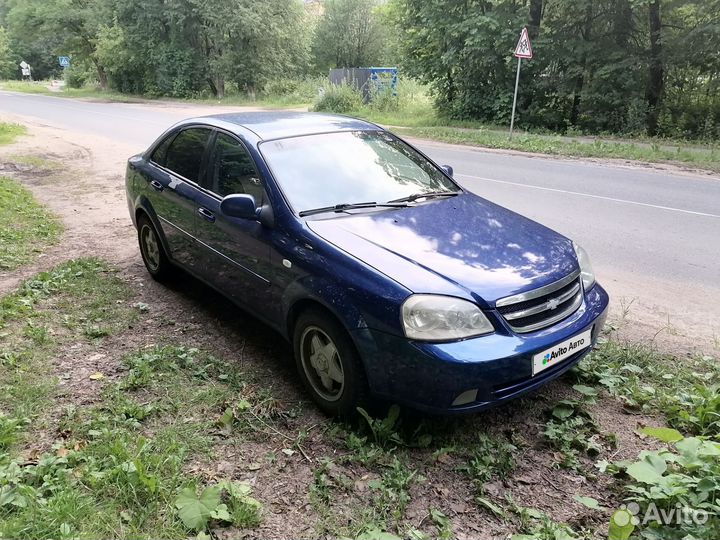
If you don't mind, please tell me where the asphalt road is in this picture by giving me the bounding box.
[1,90,718,340]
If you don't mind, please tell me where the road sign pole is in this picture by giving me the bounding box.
[509,56,521,138]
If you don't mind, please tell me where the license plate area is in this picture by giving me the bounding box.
[532,328,592,376]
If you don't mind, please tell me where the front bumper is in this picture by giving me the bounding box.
[352,283,609,414]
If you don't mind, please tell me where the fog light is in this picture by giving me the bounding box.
[451,389,478,406]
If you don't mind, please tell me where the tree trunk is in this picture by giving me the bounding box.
[613,0,633,48]
[570,74,583,126]
[646,0,664,136]
[528,0,543,40]
[215,77,225,100]
[95,62,108,91]
[206,77,218,98]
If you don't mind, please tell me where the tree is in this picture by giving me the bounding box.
[3,0,112,87]
[312,0,388,71]
[390,0,719,138]
[189,0,309,98]
[0,26,15,78]
[391,0,525,119]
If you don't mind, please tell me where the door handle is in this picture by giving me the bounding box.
[197,207,216,223]
[150,180,164,192]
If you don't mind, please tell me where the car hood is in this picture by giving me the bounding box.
[306,192,579,307]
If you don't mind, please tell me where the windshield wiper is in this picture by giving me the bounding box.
[388,191,460,204]
[299,201,408,217]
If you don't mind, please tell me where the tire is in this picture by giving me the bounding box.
[293,308,369,417]
[137,215,173,280]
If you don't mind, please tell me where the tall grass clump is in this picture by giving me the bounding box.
[312,83,363,114]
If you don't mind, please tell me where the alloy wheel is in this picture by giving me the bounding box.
[300,325,345,402]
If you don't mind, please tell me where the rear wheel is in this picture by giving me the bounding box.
[137,215,172,280]
[293,308,368,417]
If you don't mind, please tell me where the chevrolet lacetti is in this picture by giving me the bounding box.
[125,112,609,416]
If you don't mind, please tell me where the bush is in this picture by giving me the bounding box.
[312,83,362,114]
[262,76,326,104]
[63,65,88,89]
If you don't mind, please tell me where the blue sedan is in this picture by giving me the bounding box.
[125,112,609,416]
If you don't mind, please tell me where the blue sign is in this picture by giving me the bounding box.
[369,67,398,97]
[58,56,70,68]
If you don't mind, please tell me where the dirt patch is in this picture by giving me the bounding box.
[0,114,138,294]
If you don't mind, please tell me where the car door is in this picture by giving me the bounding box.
[144,127,212,271]
[194,131,273,311]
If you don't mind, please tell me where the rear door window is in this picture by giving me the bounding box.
[163,128,212,183]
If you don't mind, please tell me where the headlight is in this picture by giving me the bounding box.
[573,243,596,291]
[401,295,494,341]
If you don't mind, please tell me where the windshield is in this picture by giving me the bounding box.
[259,131,459,215]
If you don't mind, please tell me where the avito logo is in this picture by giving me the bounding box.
[542,336,587,365]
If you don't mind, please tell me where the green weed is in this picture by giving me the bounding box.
[511,507,587,540]
[429,508,453,540]
[174,481,261,532]
[350,455,420,534]
[601,429,720,540]
[460,433,516,493]
[542,386,605,470]
[310,458,353,506]
[576,342,720,437]
[356,405,432,450]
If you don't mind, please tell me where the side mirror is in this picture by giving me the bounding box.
[220,194,257,220]
[441,164,454,177]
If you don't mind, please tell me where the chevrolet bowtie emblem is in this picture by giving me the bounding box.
[547,298,560,310]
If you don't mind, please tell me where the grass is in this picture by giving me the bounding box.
[6,154,60,170]
[393,126,720,172]
[0,260,268,538]
[0,123,26,146]
[0,79,311,109]
[0,259,134,416]
[0,176,62,271]
[1,257,718,538]
[0,80,146,102]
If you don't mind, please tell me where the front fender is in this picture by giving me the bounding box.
[282,275,368,339]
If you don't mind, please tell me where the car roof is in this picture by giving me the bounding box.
[184,111,381,141]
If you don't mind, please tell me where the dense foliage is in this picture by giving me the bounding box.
[311,0,391,72]
[0,0,718,139]
[0,0,311,98]
[391,0,720,138]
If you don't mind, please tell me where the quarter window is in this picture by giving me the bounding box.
[210,133,264,203]
[150,132,176,166]
[163,128,211,183]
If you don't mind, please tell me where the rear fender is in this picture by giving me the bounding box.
[132,195,172,257]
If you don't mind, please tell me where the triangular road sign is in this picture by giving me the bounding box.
[514,27,533,59]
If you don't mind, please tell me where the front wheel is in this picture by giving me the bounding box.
[137,215,173,280]
[293,308,368,417]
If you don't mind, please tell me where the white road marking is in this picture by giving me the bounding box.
[458,173,720,219]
